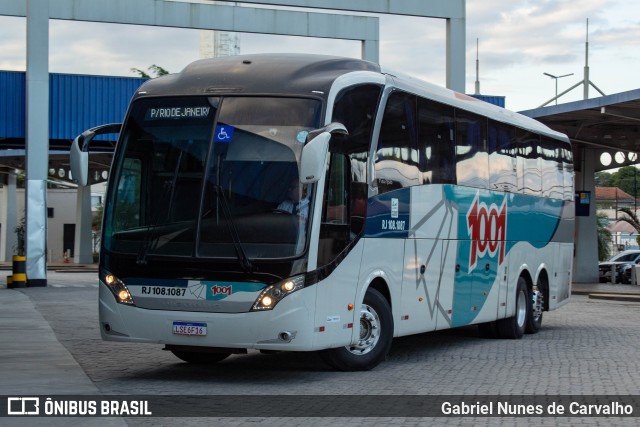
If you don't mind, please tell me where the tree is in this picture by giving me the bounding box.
[148,65,169,76]
[617,207,640,248]
[595,171,613,187]
[130,64,170,78]
[609,166,640,198]
[617,207,640,231]
[597,212,612,261]
[92,204,104,263]
[13,214,26,256]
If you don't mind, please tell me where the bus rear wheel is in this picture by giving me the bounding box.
[320,288,393,371]
[526,277,545,334]
[496,277,528,339]
[170,350,231,364]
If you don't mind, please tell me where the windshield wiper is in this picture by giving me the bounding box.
[214,185,254,273]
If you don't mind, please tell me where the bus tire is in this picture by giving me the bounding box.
[170,350,231,364]
[496,277,528,339]
[526,276,545,334]
[319,288,393,371]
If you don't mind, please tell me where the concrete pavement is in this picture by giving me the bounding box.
[1,274,639,425]
[0,283,125,426]
[0,287,99,395]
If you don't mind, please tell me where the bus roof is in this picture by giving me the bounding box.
[134,53,380,101]
[383,67,569,142]
[134,53,568,142]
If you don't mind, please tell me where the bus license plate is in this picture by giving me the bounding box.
[172,322,207,336]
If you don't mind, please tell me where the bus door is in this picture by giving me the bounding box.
[399,238,442,336]
[398,186,458,335]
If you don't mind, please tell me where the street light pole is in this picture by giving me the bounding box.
[543,72,574,105]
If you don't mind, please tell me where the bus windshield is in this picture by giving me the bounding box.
[103,96,322,261]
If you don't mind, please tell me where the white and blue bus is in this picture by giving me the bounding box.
[71,54,574,371]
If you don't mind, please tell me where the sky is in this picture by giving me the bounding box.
[1,0,639,112]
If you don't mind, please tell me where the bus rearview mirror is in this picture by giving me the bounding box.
[70,135,89,186]
[70,123,121,186]
[300,132,331,184]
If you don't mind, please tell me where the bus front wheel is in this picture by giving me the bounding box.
[496,277,528,339]
[319,288,393,371]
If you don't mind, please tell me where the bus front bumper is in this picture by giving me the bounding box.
[98,282,318,352]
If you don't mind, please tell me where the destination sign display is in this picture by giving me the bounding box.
[145,106,211,120]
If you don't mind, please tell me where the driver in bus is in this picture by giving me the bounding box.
[277,178,310,219]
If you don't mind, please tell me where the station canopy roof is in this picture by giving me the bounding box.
[520,89,640,172]
[0,149,112,186]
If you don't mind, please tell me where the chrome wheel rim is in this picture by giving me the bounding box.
[347,303,381,355]
[531,285,543,322]
[516,288,527,328]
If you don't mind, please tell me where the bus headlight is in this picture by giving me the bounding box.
[251,275,305,311]
[101,271,135,306]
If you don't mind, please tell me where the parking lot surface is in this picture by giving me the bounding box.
[1,272,639,426]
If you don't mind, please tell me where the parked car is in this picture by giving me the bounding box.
[599,250,640,284]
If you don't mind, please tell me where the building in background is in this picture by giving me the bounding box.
[596,186,639,252]
[0,186,103,263]
[199,2,240,59]
[200,31,240,58]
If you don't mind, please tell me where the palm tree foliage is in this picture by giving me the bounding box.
[617,207,640,248]
[130,64,170,78]
[617,207,640,231]
[596,212,612,261]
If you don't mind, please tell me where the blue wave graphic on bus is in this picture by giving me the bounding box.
[443,186,565,326]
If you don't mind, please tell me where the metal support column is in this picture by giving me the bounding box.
[74,185,93,264]
[1,174,18,262]
[573,147,599,282]
[25,0,49,286]
[361,38,379,64]
[446,17,466,93]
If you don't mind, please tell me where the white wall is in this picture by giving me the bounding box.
[0,187,91,263]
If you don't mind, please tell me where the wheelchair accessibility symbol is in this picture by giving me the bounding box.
[215,125,235,142]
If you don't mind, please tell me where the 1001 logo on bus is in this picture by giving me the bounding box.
[466,193,507,271]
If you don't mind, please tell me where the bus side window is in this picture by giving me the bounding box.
[323,153,349,225]
[318,153,351,267]
[488,120,517,193]
[455,110,488,189]
[331,83,381,229]
[540,136,564,199]
[562,143,574,201]
[516,129,541,196]
[375,91,420,193]
[417,97,455,185]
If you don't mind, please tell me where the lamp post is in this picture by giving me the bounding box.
[543,72,574,105]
